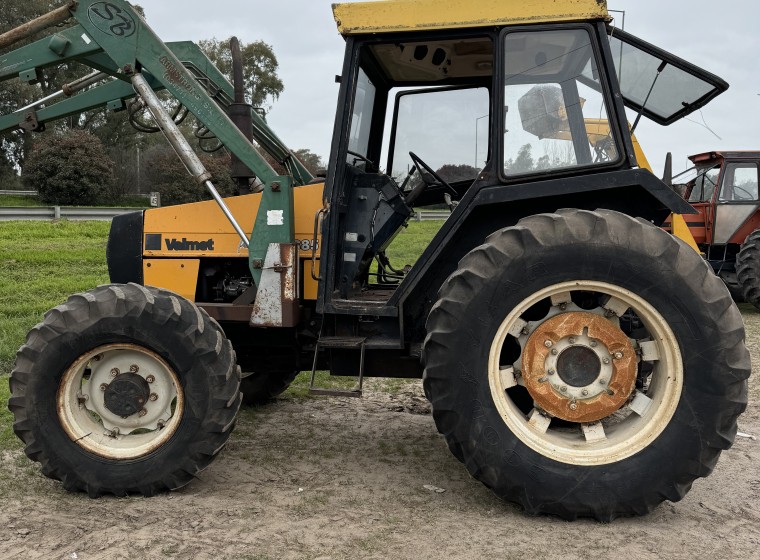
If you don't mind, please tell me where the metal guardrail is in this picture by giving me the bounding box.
[0,189,38,196]
[414,211,450,221]
[0,206,142,221]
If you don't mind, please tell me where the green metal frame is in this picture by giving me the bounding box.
[0,0,311,285]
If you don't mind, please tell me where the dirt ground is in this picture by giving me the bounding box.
[1,310,759,560]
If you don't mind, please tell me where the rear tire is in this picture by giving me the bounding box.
[736,229,760,309]
[423,209,749,520]
[240,370,299,406]
[8,283,242,497]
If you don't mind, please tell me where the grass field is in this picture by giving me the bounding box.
[0,194,150,207]
[0,218,444,450]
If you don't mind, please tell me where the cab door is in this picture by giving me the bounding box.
[686,164,722,244]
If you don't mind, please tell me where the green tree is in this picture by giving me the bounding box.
[293,148,325,175]
[198,38,284,110]
[142,145,237,206]
[22,130,116,205]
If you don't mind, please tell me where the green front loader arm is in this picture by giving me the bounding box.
[0,0,312,286]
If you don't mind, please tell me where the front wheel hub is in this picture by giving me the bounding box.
[522,312,637,423]
[103,372,151,417]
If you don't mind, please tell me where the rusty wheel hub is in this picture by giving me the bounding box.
[522,312,637,423]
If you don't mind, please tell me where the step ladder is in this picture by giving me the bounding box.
[309,336,366,398]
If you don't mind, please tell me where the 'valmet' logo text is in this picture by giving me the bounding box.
[165,238,215,251]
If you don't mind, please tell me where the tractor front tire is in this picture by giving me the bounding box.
[423,209,749,520]
[736,229,760,309]
[8,284,242,497]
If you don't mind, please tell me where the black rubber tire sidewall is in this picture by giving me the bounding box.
[423,210,749,520]
[10,284,241,496]
[240,370,299,406]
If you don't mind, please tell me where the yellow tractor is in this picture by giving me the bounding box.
[1,0,749,520]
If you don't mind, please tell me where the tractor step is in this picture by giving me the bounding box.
[309,336,366,397]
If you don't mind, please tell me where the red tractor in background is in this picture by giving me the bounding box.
[673,151,760,307]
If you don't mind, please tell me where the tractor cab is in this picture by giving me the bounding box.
[678,151,760,247]
[320,0,727,323]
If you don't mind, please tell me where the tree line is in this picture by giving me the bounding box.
[0,2,324,206]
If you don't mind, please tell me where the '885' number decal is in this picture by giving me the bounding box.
[88,2,137,38]
[296,239,319,252]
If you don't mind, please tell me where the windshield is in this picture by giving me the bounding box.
[606,27,728,125]
[687,164,721,203]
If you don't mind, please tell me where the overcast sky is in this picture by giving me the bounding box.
[144,0,760,176]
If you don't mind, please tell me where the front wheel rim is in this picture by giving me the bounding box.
[488,281,682,466]
[57,343,184,460]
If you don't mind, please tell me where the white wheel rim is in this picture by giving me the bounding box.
[488,281,682,466]
[58,344,184,460]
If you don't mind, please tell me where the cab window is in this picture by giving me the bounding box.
[719,163,759,201]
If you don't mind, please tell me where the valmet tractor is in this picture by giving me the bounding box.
[1,0,750,520]
[667,151,760,308]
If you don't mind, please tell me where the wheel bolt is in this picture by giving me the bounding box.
[590,340,598,348]
[139,408,148,417]
[100,383,108,391]
[560,386,568,393]
[146,375,155,383]
[547,369,556,376]
[157,420,166,429]
[544,340,553,348]
[569,337,576,344]
[130,364,140,373]
[613,351,624,360]
[521,327,530,335]
[600,379,606,386]
[538,377,548,384]
[93,354,102,361]
[569,402,578,411]
[149,393,158,402]
[559,303,567,311]
[582,389,589,396]
[551,349,558,356]
[602,358,611,365]
[110,368,119,377]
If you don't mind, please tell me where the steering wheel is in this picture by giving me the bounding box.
[404,151,458,207]
[732,185,755,200]
[347,150,376,172]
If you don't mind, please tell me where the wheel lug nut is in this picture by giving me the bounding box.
[100,383,108,391]
[146,375,155,383]
[560,386,568,393]
[138,408,148,417]
[582,389,589,396]
[600,379,607,385]
[130,364,139,373]
[547,369,556,376]
[551,349,558,356]
[590,340,598,348]
[569,337,576,344]
[602,358,611,365]
[559,303,567,311]
[93,354,102,361]
[110,368,119,377]
[149,393,158,402]
[569,402,578,411]
[613,351,624,360]
[544,340,553,348]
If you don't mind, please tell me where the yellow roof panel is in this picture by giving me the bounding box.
[333,0,610,36]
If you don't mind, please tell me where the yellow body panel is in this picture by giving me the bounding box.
[671,213,701,253]
[333,0,609,36]
[144,259,200,301]
[143,182,324,301]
